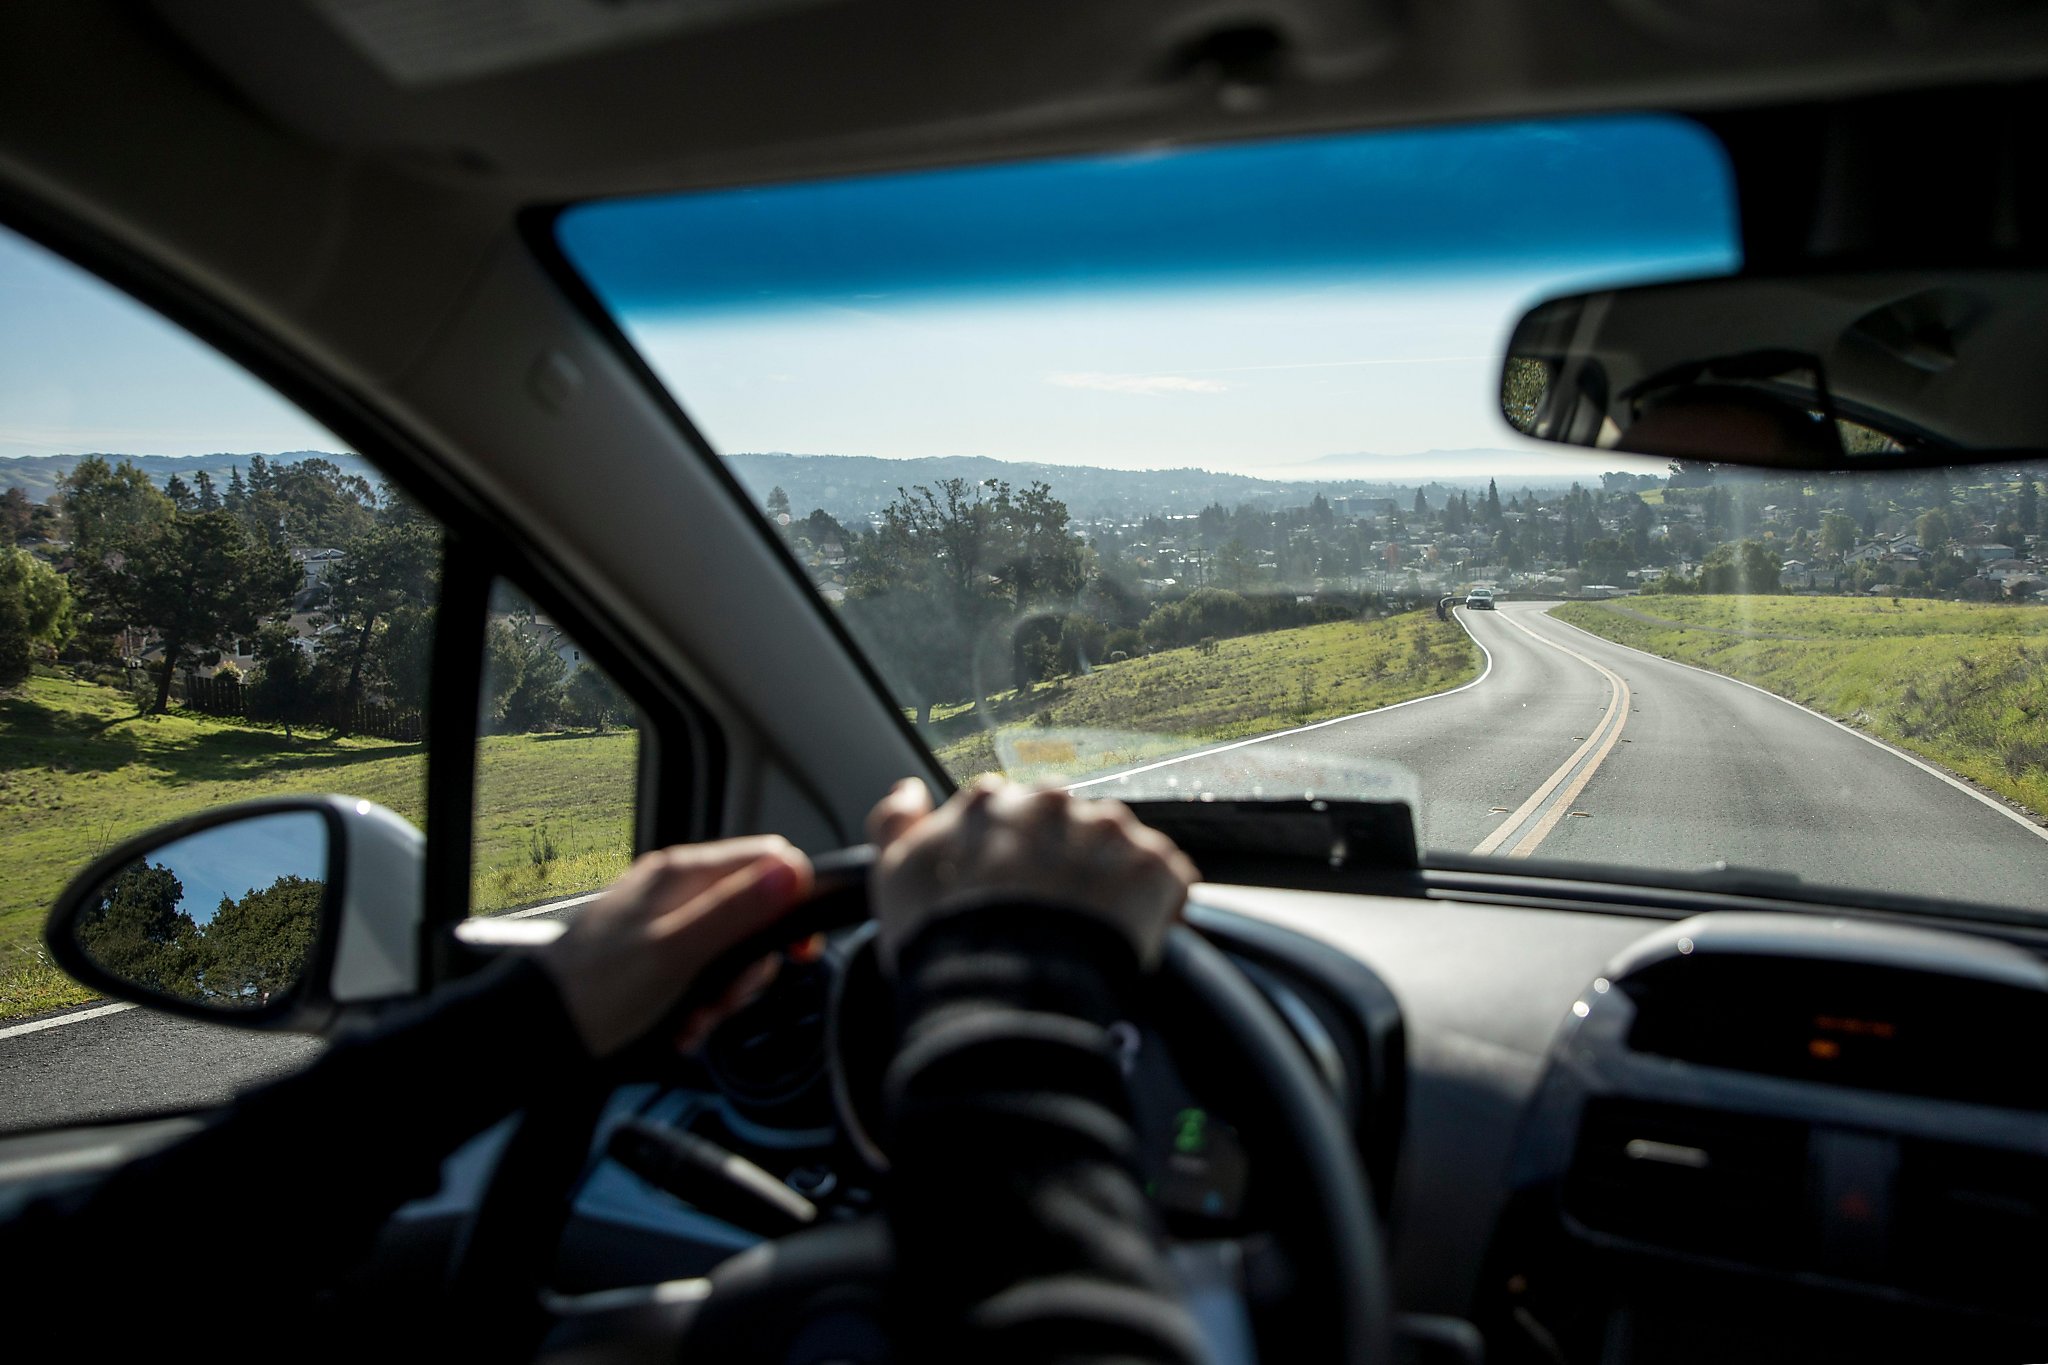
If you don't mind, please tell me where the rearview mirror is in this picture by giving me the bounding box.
[1501,270,2048,471]
[46,797,426,1031]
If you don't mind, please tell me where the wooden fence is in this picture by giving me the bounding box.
[181,673,424,742]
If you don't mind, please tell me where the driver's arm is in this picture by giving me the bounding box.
[0,837,813,1353]
[872,779,1210,1365]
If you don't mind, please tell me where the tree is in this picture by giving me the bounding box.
[1819,512,1858,559]
[565,663,631,730]
[1579,537,1632,587]
[199,875,322,1008]
[1915,507,1953,552]
[1501,357,1548,433]
[1698,539,1782,594]
[802,508,848,551]
[247,623,316,735]
[59,456,172,566]
[845,478,1087,720]
[91,509,297,712]
[2017,474,2039,535]
[319,516,440,731]
[765,486,792,521]
[0,548,75,690]
[482,619,568,732]
[74,861,201,999]
[1485,479,1502,528]
[1,487,31,543]
[236,457,377,547]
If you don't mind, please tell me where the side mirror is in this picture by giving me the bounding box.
[44,796,426,1032]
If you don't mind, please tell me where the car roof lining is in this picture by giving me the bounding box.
[149,0,2048,203]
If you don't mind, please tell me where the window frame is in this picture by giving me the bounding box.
[0,190,726,993]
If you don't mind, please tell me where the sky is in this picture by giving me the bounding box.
[618,273,1677,478]
[2,113,1737,481]
[142,809,329,927]
[563,114,1739,480]
[0,227,340,459]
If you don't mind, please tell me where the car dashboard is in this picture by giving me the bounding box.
[469,885,2048,1363]
[7,887,2043,1365]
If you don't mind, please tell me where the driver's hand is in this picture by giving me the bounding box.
[867,777,1198,970]
[535,837,813,1058]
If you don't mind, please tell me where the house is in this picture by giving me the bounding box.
[290,546,345,590]
[1961,543,2016,565]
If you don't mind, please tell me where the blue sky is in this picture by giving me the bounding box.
[0,228,340,458]
[147,810,329,927]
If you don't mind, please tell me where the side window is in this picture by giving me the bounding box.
[0,225,441,1126]
[472,581,642,918]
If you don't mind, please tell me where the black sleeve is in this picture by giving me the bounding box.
[0,956,587,1346]
[884,903,1209,1365]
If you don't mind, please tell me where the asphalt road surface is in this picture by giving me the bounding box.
[1075,601,2048,907]
[6,602,2045,1136]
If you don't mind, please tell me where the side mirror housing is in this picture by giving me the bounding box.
[44,796,426,1033]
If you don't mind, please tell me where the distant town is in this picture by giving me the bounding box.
[3,449,2042,733]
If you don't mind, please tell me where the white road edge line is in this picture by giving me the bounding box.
[0,1000,136,1042]
[1544,607,2048,845]
[499,891,605,920]
[1065,610,1496,792]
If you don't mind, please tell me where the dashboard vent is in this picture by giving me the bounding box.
[1565,1098,1808,1261]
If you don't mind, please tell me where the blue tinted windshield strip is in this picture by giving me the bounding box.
[557,115,1738,314]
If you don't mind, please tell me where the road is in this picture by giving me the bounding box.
[1073,600,2048,907]
[6,602,2046,1135]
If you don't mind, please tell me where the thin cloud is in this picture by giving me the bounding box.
[1185,354,1492,374]
[1047,371,1229,396]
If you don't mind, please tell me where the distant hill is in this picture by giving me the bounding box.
[4,447,1603,522]
[1273,447,1664,484]
[0,451,379,503]
[721,452,1583,527]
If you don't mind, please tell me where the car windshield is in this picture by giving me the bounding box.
[556,115,2048,920]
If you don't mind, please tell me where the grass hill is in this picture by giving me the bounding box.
[932,611,1480,783]
[0,674,634,1020]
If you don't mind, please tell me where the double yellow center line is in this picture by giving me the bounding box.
[1471,611,1633,859]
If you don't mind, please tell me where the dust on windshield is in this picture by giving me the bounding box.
[557,115,2048,917]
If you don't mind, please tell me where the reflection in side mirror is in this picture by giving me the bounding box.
[46,795,426,1032]
[68,810,331,1015]
[1501,270,2048,471]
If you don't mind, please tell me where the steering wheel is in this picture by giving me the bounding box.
[462,851,1393,1364]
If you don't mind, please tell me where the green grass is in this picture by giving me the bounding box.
[932,611,1480,784]
[0,674,635,1020]
[1554,596,2048,820]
